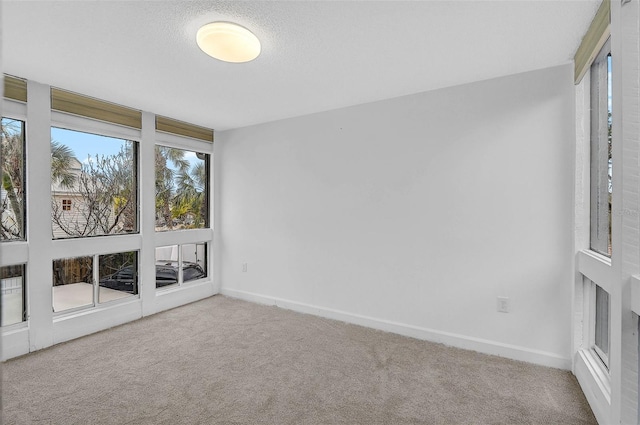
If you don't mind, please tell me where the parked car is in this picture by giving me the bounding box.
[155,260,206,287]
[99,266,137,293]
[99,261,206,292]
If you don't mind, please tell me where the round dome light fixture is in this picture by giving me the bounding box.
[196,22,261,63]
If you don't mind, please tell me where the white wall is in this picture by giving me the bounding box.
[216,64,575,368]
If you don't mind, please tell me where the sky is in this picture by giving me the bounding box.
[51,127,125,165]
[50,127,203,171]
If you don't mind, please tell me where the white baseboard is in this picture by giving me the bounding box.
[221,288,572,370]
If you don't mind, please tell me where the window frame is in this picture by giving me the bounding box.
[1,111,28,243]
[48,112,144,317]
[577,35,614,381]
[49,123,140,240]
[52,254,95,314]
[97,250,139,305]
[154,143,210,233]
[1,76,215,360]
[0,264,27,328]
[155,242,208,291]
[592,283,610,368]
[589,38,612,257]
[52,250,140,316]
[1,99,30,332]
[153,130,213,293]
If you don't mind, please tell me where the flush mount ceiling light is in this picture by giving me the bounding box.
[196,22,261,63]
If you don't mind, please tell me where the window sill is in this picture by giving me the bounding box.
[578,249,612,292]
[155,278,212,295]
[53,296,141,323]
[154,228,213,246]
[579,249,612,266]
[1,320,28,334]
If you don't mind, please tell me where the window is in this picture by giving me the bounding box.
[155,243,207,289]
[1,117,26,241]
[1,75,215,360]
[182,243,207,283]
[155,146,209,231]
[98,251,138,303]
[52,256,93,312]
[50,127,138,239]
[594,284,610,368]
[590,39,612,256]
[1,264,26,326]
[53,251,138,313]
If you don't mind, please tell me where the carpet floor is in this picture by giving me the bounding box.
[2,295,596,424]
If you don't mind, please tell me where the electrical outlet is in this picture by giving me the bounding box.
[497,296,510,313]
[242,262,247,272]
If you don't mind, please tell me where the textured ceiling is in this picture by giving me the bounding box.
[3,1,599,131]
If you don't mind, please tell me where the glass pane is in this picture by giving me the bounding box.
[1,264,26,326]
[1,118,26,241]
[595,285,610,363]
[50,127,138,239]
[52,256,93,312]
[98,251,138,303]
[182,243,207,283]
[590,41,612,256]
[155,245,179,289]
[155,146,209,231]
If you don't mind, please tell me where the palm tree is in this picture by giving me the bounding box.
[51,144,136,237]
[155,146,189,229]
[1,117,77,239]
[173,161,207,228]
[50,141,77,189]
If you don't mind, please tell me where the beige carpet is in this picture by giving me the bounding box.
[2,295,596,425]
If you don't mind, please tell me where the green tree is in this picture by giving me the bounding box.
[51,141,77,189]
[51,145,135,237]
[1,119,24,239]
[173,161,207,228]
[1,120,76,239]
[155,146,188,229]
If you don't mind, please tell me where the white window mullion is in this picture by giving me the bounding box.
[178,246,183,286]
[93,254,99,306]
[140,112,157,316]
[25,80,54,351]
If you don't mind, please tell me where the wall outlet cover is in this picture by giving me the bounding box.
[497,296,510,313]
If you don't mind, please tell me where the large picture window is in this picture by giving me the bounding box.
[155,146,209,231]
[1,117,26,241]
[2,75,215,360]
[590,39,612,256]
[50,127,138,239]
